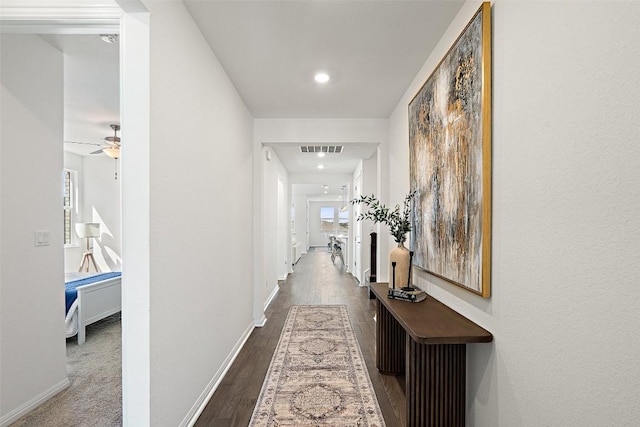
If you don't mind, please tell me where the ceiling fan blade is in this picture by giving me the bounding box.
[64,140,103,147]
[90,148,105,155]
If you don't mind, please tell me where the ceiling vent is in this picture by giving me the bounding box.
[299,145,344,154]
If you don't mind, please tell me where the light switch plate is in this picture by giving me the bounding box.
[35,230,50,246]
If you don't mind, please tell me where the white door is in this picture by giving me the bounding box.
[277,179,287,279]
[354,174,362,282]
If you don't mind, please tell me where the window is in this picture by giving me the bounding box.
[63,169,76,246]
[320,206,335,231]
[338,208,349,232]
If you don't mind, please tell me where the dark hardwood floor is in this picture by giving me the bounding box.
[194,247,406,426]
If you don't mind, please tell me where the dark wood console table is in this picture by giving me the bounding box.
[370,283,493,426]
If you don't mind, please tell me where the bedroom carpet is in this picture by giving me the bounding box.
[11,313,122,427]
[249,305,386,426]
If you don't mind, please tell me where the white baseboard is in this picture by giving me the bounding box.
[264,284,279,311]
[180,321,255,427]
[0,377,70,427]
[180,282,282,425]
[254,315,267,327]
[254,283,280,328]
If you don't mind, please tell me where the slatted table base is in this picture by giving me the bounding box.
[407,340,466,427]
[371,283,492,427]
[376,299,406,374]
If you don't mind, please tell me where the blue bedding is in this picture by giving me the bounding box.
[65,272,122,314]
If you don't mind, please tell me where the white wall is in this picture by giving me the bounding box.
[262,148,289,292]
[119,6,151,425]
[354,152,378,282]
[292,192,308,254]
[83,156,121,272]
[352,161,363,281]
[388,1,640,425]
[0,34,69,425]
[253,118,388,311]
[143,2,254,426]
[277,179,288,279]
[63,153,122,273]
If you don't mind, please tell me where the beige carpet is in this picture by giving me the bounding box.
[11,313,122,427]
[249,305,386,427]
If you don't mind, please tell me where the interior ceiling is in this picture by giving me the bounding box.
[293,183,349,200]
[184,0,463,192]
[49,1,464,196]
[41,34,120,157]
[266,143,378,175]
[184,0,464,119]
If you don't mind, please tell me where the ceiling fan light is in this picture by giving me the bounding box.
[103,147,120,159]
[100,34,118,44]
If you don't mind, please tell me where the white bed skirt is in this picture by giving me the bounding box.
[65,272,93,339]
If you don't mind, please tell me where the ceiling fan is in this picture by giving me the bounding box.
[63,124,121,159]
[64,124,121,180]
[90,124,120,159]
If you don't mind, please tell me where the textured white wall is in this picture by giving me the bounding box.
[143,2,254,425]
[388,1,640,425]
[0,34,68,423]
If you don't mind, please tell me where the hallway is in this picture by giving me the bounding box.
[195,247,405,426]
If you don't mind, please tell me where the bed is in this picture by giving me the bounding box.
[65,272,122,345]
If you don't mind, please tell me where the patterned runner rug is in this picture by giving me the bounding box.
[249,305,386,426]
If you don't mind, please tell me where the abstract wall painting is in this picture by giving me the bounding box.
[409,2,491,297]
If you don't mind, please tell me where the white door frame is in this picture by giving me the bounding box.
[0,2,152,425]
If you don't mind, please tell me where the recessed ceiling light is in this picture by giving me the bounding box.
[317,164,325,170]
[317,152,325,158]
[314,72,330,84]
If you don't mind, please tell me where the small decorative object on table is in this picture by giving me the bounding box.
[402,250,415,291]
[388,286,427,303]
[352,191,416,290]
[388,254,425,302]
[391,261,397,289]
